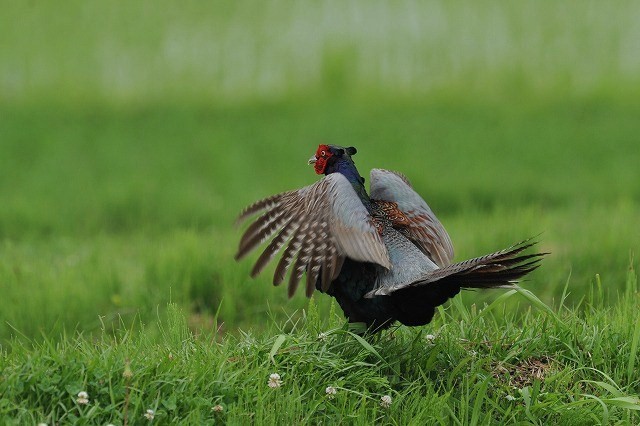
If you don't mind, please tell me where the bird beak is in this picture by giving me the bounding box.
[308,154,317,165]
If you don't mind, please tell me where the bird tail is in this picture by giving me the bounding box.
[363,239,547,328]
[366,239,547,298]
[419,239,546,290]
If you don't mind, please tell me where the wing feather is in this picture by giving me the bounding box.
[250,217,297,277]
[236,173,391,297]
[273,222,307,285]
[370,168,454,267]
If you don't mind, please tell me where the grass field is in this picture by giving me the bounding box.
[1,1,640,423]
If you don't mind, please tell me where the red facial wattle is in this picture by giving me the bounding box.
[313,144,332,174]
[314,158,325,174]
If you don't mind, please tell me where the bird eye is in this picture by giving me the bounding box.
[321,150,326,157]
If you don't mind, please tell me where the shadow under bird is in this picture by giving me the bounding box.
[235,144,546,332]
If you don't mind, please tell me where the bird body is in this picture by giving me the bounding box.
[236,145,545,332]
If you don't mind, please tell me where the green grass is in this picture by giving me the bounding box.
[1,1,640,423]
[2,279,640,424]
[2,1,640,104]
[1,100,638,342]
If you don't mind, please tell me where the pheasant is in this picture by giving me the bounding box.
[235,144,545,332]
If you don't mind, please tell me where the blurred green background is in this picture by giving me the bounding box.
[1,1,639,342]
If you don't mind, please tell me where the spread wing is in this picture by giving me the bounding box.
[236,173,391,297]
[369,168,454,267]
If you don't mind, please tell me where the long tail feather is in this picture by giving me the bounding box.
[368,240,547,328]
[420,240,547,288]
[366,240,547,298]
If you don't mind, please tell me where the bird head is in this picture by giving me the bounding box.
[308,144,358,175]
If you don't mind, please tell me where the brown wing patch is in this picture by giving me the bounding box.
[369,169,454,266]
[372,199,454,266]
[373,200,410,226]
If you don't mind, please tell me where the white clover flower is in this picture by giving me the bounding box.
[144,409,155,420]
[37,423,48,426]
[76,391,89,405]
[380,395,392,408]
[425,334,436,342]
[325,386,337,399]
[506,394,516,401]
[268,373,282,388]
[212,404,224,412]
[317,332,328,341]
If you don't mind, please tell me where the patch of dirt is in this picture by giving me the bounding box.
[490,356,554,388]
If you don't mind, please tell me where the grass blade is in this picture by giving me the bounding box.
[516,287,563,325]
[470,377,490,426]
[269,334,286,364]
[628,315,640,384]
[346,331,384,362]
[601,397,640,411]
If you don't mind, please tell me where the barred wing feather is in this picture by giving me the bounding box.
[236,173,391,297]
